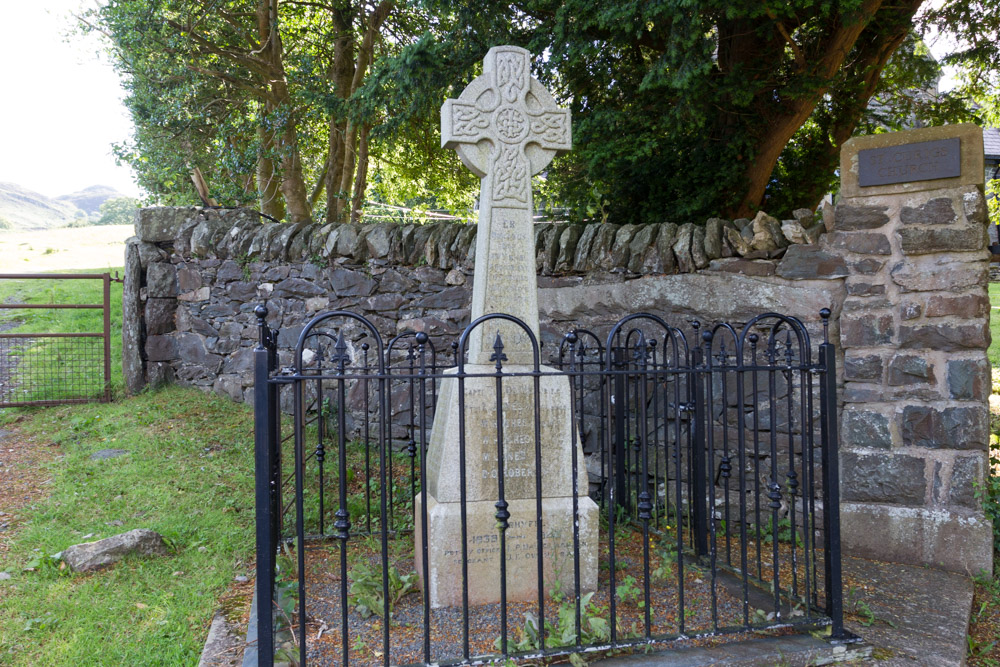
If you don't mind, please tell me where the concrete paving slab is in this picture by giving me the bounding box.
[843,556,974,666]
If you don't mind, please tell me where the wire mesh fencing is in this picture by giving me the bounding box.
[0,274,113,407]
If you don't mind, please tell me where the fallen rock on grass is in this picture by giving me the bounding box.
[62,528,169,572]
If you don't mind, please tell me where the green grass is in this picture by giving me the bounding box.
[0,270,125,399]
[0,386,256,665]
[990,283,1000,367]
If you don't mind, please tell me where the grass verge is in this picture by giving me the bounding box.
[971,278,1000,664]
[0,385,255,665]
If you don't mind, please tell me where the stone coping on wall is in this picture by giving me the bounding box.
[133,206,832,280]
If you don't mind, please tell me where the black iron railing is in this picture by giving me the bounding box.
[252,306,853,666]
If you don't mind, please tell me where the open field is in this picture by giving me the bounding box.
[0,225,132,272]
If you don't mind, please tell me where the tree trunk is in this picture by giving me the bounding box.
[723,0,890,217]
[337,122,358,222]
[257,124,285,220]
[350,124,371,223]
[326,7,356,224]
[260,0,311,222]
[256,0,285,220]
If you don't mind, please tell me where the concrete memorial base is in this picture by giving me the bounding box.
[415,493,599,608]
[416,366,599,608]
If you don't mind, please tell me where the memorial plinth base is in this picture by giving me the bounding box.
[415,492,599,608]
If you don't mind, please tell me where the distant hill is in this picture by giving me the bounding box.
[0,183,124,231]
[0,182,82,231]
[56,185,122,215]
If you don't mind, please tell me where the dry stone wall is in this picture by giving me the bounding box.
[122,206,842,403]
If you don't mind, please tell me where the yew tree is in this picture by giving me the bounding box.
[409,0,975,222]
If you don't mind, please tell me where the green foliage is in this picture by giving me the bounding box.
[762,516,803,548]
[347,561,418,620]
[96,197,140,226]
[403,0,977,221]
[499,588,611,654]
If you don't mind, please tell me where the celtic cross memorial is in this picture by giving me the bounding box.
[441,45,571,365]
[415,46,597,609]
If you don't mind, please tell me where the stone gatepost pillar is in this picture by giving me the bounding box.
[833,124,992,575]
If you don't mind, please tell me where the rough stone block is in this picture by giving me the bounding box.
[887,354,935,386]
[147,362,173,388]
[844,353,883,381]
[841,502,992,576]
[177,267,203,291]
[925,294,990,319]
[901,405,988,450]
[841,312,894,346]
[890,259,987,293]
[846,281,886,297]
[176,332,222,369]
[329,267,377,297]
[776,244,848,279]
[899,227,984,254]
[842,409,892,448]
[834,204,890,230]
[963,188,989,225]
[947,358,991,400]
[703,218,724,260]
[691,225,709,268]
[135,207,197,243]
[215,260,242,282]
[949,453,985,509]
[145,335,178,362]
[900,301,922,320]
[274,277,325,298]
[900,197,957,225]
[849,258,886,275]
[555,224,582,273]
[571,224,600,272]
[146,262,178,298]
[416,286,471,310]
[825,231,891,255]
[898,323,989,352]
[123,242,145,396]
[62,529,169,572]
[178,286,210,303]
[841,451,926,504]
[708,258,775,277]
[672,223,695,272]
[144,298,177,336]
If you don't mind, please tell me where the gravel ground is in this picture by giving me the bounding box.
[294,526,820,666]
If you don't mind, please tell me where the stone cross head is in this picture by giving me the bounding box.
[441,46,571,208]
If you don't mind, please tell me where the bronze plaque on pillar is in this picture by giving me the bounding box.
[858,137,961,187]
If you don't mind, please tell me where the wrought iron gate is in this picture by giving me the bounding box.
[252,305,854,666]
[0,273,114,407]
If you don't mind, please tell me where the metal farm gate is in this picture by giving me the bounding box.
[0,273,114,407]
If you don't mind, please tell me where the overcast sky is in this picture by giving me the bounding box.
[0,1,139,198]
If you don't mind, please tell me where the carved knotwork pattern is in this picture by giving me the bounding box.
[493,147,528,203]
[529,114,567,145]
[495,107,528,143]
[453,106,489,136]
[495,52,526,103]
